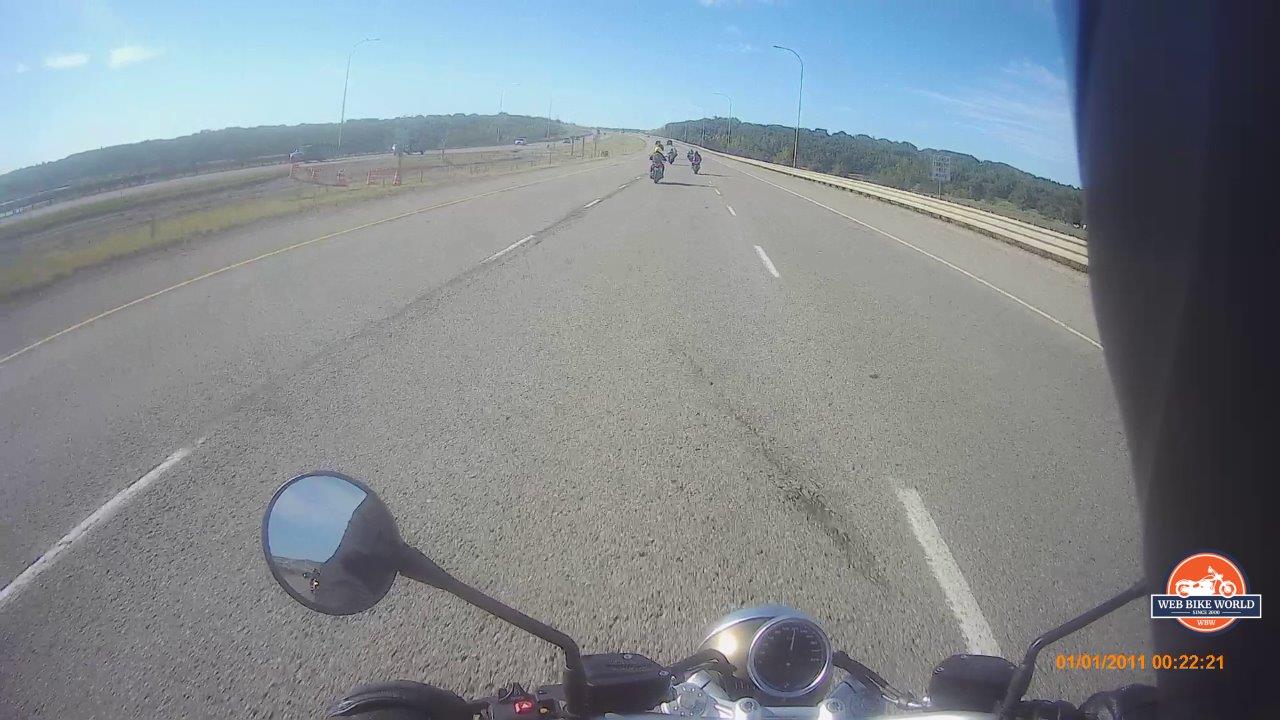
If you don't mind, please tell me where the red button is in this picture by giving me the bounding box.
[514,699,536,714]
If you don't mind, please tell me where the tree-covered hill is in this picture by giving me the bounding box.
[1,114,587,204]
[659,118,1083,228]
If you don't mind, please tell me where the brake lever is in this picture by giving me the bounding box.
[665,648,737,678]
[831,651,922,709]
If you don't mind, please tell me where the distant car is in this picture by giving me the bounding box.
[562,139,572,144]
[514,137,527,145]
[289,145,331,163]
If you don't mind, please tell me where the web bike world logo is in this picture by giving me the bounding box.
[1151,552,1262,633]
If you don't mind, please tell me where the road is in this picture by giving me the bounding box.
[0,146,1148,718]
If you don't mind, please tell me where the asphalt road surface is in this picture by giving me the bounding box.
[0,147,1149,719]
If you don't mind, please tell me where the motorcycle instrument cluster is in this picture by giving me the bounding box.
[747,617,832,698]
[700,606,834,701]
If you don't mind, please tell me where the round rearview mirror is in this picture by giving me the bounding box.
[262,472,402,615]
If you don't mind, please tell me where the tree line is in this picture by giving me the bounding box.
[1,114,586,204]
[659,118,1083,226]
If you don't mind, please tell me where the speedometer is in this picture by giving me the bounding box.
[746,616,832,698]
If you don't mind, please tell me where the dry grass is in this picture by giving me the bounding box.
[0,169,284,243]
[0,184,396,298]
[0,134,646,299]
[394,134,645,177]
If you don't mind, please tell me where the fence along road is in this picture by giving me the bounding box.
[690,144,1089,271]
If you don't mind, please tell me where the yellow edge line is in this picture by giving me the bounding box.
[2,162,611,366]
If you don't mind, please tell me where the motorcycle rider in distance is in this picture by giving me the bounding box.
[649,145,667,183]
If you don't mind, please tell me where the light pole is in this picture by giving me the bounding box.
[545,96,554,163]
[773,45,804,167]
[337,37,379,154]
[694,103,710,145]
[497,82,520,142]
[713,92,733,149]
[499,81,520,114]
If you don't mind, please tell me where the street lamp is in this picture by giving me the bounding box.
[337,38,380,153]
[499,81,521,114]
[692,103,711,145]
[713,92,733,149]
[773,45,804,167]
[497,82,520,142]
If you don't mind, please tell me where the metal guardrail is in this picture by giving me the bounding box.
[695,146,1088,271]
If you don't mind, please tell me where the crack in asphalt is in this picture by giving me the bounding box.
[668,345,888,585]
[181,167,637,448]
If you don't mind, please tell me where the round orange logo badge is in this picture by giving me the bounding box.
[1165,552,1248,632]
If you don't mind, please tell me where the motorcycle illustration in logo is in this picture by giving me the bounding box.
[1151,552,1262,633]
[1175,567,1237,598]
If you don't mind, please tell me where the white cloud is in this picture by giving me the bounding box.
[15,63,30,74]
[1001,60,1067,95]
[44,53,90,69]
[911,59,1076,178]
[108,45,162,69]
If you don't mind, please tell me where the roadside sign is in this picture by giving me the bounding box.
[930,154,952,183]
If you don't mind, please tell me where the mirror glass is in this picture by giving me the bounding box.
[262,472,401,615]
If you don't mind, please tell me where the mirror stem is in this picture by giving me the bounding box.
[399,545,584,671]
[998,579,1149,719]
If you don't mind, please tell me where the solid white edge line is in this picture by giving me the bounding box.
[727,205,736,216]
[483,234,536,264]
[726,163,1101,349]
[753,245,781,278]
[895,487,1003,656]
[0,446,193,611]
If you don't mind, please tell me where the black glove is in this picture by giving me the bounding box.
[1079,684,1159,720]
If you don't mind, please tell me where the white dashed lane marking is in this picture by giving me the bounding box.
[0,445,197,611]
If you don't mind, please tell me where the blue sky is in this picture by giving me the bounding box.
[1,0,1079,185]
[268,475,368,562]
